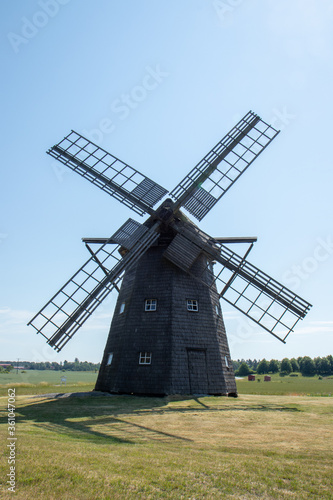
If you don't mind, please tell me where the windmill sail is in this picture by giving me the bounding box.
[170,111,279,221]
[213,246,311,342]
[28,221,160,351]
[48,131,168,216]
[168,222,312,342]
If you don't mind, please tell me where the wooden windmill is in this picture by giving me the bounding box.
[28,111,312,396]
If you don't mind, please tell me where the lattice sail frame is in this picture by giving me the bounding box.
[47,131,168,216]
[170,111,280,221]
[168,221,312,342]
[28,220,160,351]
[29,110,312,351]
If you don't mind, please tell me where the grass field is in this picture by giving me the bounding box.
[236,373,333,396]
[0,391,332,499]
[1,370,333,397]
[0,370,98,396]
[1,371,333,498]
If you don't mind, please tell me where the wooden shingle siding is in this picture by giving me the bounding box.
[95,240,237,396]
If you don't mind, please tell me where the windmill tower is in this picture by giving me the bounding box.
[28,111,312,396]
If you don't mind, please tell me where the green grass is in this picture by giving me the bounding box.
[0,370,98,396]
[1,370,332,397]
[0,394,332,499]
[236,372,333,396]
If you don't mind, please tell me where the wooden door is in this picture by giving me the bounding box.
[187,349,208,394]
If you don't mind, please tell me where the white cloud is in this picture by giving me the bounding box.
[292,324,333,335]
[310,320,333,326]
[0,307,33,331]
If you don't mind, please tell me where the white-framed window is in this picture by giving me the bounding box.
[119,302,125,314]
[187,299,198,312]
[225,356,229,369]
[106,353,113,366]
[215,305,220,316]
[139,352,152,365]
[145,299,157,311]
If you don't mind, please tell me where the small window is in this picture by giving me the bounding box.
[225,356,229,369]
[215,305,220,316]
[119,302,125,314]
[145,299,157,311]
[106,353,113,366]
[139,352,152,365]
[187,299,198,312]
[207,259,214,272]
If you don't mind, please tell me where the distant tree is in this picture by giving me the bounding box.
[280,358,292,374]
[35,362,45,370]
[252,359,259,371]
[0,360,100,372]
[327,355,333,374]
[235,362,252,376]
[268,359,279,373]
[246,359,258,371]
[300,356,316,376]
[318,357,331,376]
[0,365,13,373]
[314,357,322,373]
[257,359,269,374]
[232,360,241,372]
[290,358,299,372]
[63,360,71,370]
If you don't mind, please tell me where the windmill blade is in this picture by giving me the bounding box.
[213,237,257,244]
[47,131,168,216]
[213,247,312,343]
[167,222,312,342]
[28,219,160,352]
[170,111,279,221]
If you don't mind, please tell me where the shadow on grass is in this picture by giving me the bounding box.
[9,393,301,445]
[11,394,191,445]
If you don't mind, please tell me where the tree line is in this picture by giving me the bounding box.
[0,358,100,372]
[1,356,332,376]
[233,355,333,377]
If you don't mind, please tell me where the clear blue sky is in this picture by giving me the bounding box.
[1,0,332,364]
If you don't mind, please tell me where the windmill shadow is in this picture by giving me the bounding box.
[15,394,194,445]
[12,393,301,447]
[131,400,302,416]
